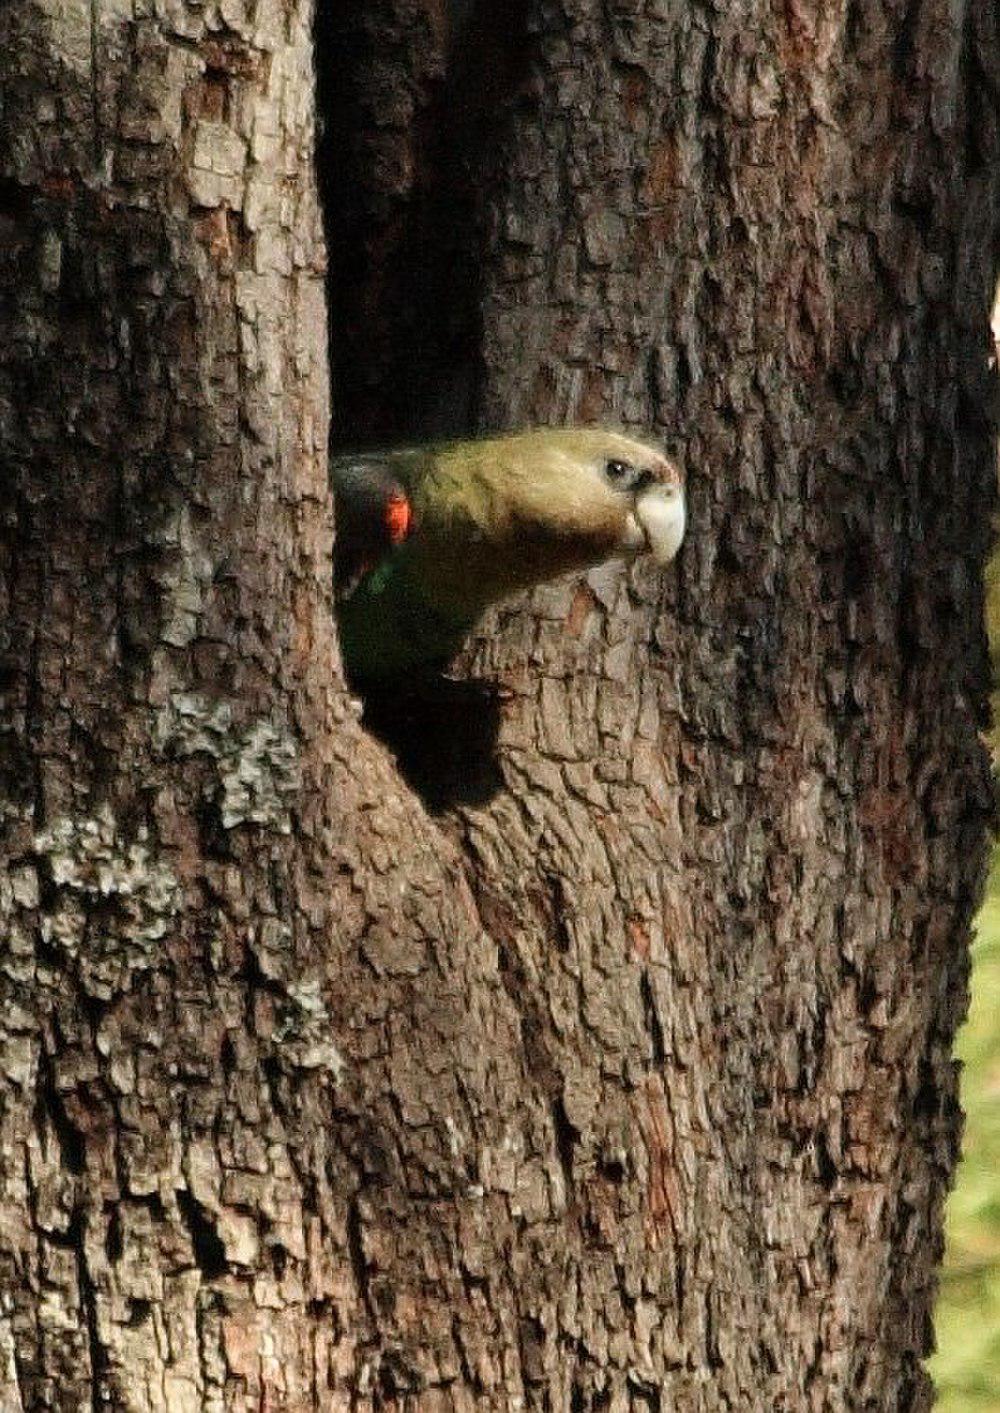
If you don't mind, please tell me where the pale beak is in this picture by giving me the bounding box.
[634,485,686,563]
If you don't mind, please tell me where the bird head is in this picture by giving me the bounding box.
[550,428,686,566]
[459,427,685,578]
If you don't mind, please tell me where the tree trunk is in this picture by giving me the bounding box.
[1,1,998,1411]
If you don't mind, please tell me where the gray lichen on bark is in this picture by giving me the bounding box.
[32,807,181,991]
[157,694,300,832]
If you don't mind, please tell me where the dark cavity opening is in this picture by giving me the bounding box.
[314,0,531,805]
[314,0,531,448]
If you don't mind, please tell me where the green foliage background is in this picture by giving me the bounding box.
[930,550,1000,1410]
[931,873,1000,1409]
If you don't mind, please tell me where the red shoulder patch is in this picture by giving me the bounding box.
[384,489,413,544]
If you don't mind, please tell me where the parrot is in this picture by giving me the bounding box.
[331,427,686,684]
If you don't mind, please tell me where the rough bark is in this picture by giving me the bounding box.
[0,2,480,1407]
[0,1,997,1412]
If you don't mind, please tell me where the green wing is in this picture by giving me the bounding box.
[332,449,474,682]
[335,554,474,683]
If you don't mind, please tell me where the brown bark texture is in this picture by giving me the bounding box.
[0,0,998,1409]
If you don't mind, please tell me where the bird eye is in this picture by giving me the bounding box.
[605,458,637,487]
[603,459,656,492]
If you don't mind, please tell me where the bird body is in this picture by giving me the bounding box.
[332,428,685,682]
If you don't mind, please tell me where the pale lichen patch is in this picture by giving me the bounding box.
[0,920,37,986]
[155,503,215,649]
[155,693,234,753]
[273,977,346,1078]
[157,694,300,833]
[248,916,293,983]
[10,866,39,910]
[32,807,182,997]
[222,720,298,831]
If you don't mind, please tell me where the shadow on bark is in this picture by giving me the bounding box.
[356,674,505,811]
